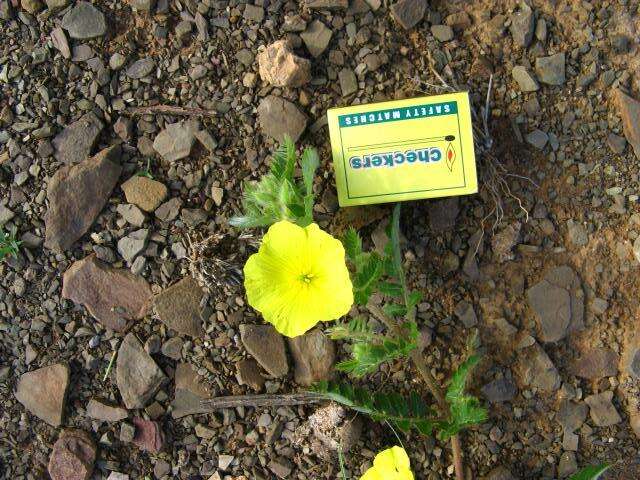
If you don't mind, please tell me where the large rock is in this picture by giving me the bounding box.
[15,363,70,426]
[257,95,307,142]
[571,347,618,380]
[390,0,426,30]
[52,112,103,165]
[527,266,583,343]
[616,88,640,160]
[153,277,205,338]
[153,122,196,162]
[240,324,289,377]
[121,176,168,212]
[116,333,166,409]
[288,329,335,386]
[62,255,152,332]
[61,2,106,39]
[515,343,560,391]
[44,145,122,252]
[258,40,311,88]
[48,430,96,480]
[300,20,333,57]
[535,53,565,85]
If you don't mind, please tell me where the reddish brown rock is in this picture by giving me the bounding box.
[86,399,128,422]
[572,347,619,380]
[257,40,311,88]
[288,329,335,386]
[133,417,164,453]
[48,429,96,480]
[15,363,69,426]
[121,176,168,212]
[172,362,212,419]
[44,145,122,252]
[62,255,152,332]
[617,88,640,160]
[153,277,205,338]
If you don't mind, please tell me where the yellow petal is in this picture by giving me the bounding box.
[244,221,353,337]
[360,447,414,480]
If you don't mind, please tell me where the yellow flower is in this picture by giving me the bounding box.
[244,220,353,337]
[360,446,414,480]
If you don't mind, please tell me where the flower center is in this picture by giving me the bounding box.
[300,272,315,284]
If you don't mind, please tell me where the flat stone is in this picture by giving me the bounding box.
[431,24,454,42]
[512,66,539,92]
[236,359,265,391]
[62,255,152,332]
[155,197,182,222]
[482,466,515,480]
[121,176,167,212]
[0,204,14,225]
[622,333,640,379]
[51,27,71,59]
[61,2,106,39]
[117,228,149,264]
[558,452,577,478]
[15,363,69,426]
[48,430,96,480]
[153,122,196,162]
[45,146,122,252]
[616,89,640,160]
[572,347,619,380]
[107,473,129,480]
[116,333,166,409]
[240,324,288,377]
[269,457,293,479]
[585,391,621,427]
[129,0,155,11]
[390,0,426,30]
[566,220,588,247]
[454,300,478,328]
[300,20,332,57]
[481,375,517,403]
[509,1,535,47]
[305,0,347,8]
[535,53,565,85]
[117,204,145,227]
[556,400,588,432]
[126,58,155,79]
[175,362,211,398]
[525,129,548,150]
[527,266,583,343]
[257,95,307,143]
[515,343,560,391]
[288,329,335,386]
[338,68,358,96]
[607,132,627,154]
[154,277,205,338]
[132,417,164,453]
[161,336,183,360]
[86,399,128,422]
[52,112,103,165]
[258,40,311,88]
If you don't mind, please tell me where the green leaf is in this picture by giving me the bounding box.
[0,226,21,262]
[301,147,319,197]
[383,303,407,318]
[336,321,418,377]
[352,253,384,306]
[378,281,403,297]
[342,228,363,263]
[312,381,437,436]
[568,464,611,480]
[270,135,296,180]
[327,316,373,342]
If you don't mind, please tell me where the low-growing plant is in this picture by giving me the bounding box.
[0,226,21,262]
[230,138,486,480]
[569,463,610,480]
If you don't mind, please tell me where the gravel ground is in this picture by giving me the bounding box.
[2,0,640,479]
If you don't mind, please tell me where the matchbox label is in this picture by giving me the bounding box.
[327,92,477,207]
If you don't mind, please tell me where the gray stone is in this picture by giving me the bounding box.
[572,347,618,380]
[117,204,145,227]
[512,66,539,92]
[288,329,335,386]
[431,25,454,42]
[257,95,307,143]
[86,399,127,422]
[481,375,517,403]
[155,197,182,222]
[390,0,426,30]
[15,364,69,426]
[126,58,155,79]
[52,112,103,165]
[454,300,478,328]
[45,146,122,252]
[535,53,565,85]
[525,129,548,150]
[607,132,627,154]
[51,27,71,59]
[62,254,152,332]
[305,0,347,8]
[557,400,588,432]
[243,4,263,22]
[240,324,289,377]
[61,2,106,39]
[116,333,166,409]
[338,68,358,96]
[482,466,515,480]
[236,359,265,391]
[269,457,293,479]
[109,52,127,70]
[0,204,15,225]
[515,343,560,391]
[154,277,205,338]
[153,122,196,162]
[161,337,183,360]
[117,228,149,263]
[558,452,577,478]
[509,2,535,48]
[300,20,332,57]
[527,266,583,342]
[585,391,621,427]
[566,220,588,247]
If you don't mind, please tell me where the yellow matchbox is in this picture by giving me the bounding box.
[327,92,478,207]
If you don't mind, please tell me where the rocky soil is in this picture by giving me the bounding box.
[2,0,640,479]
